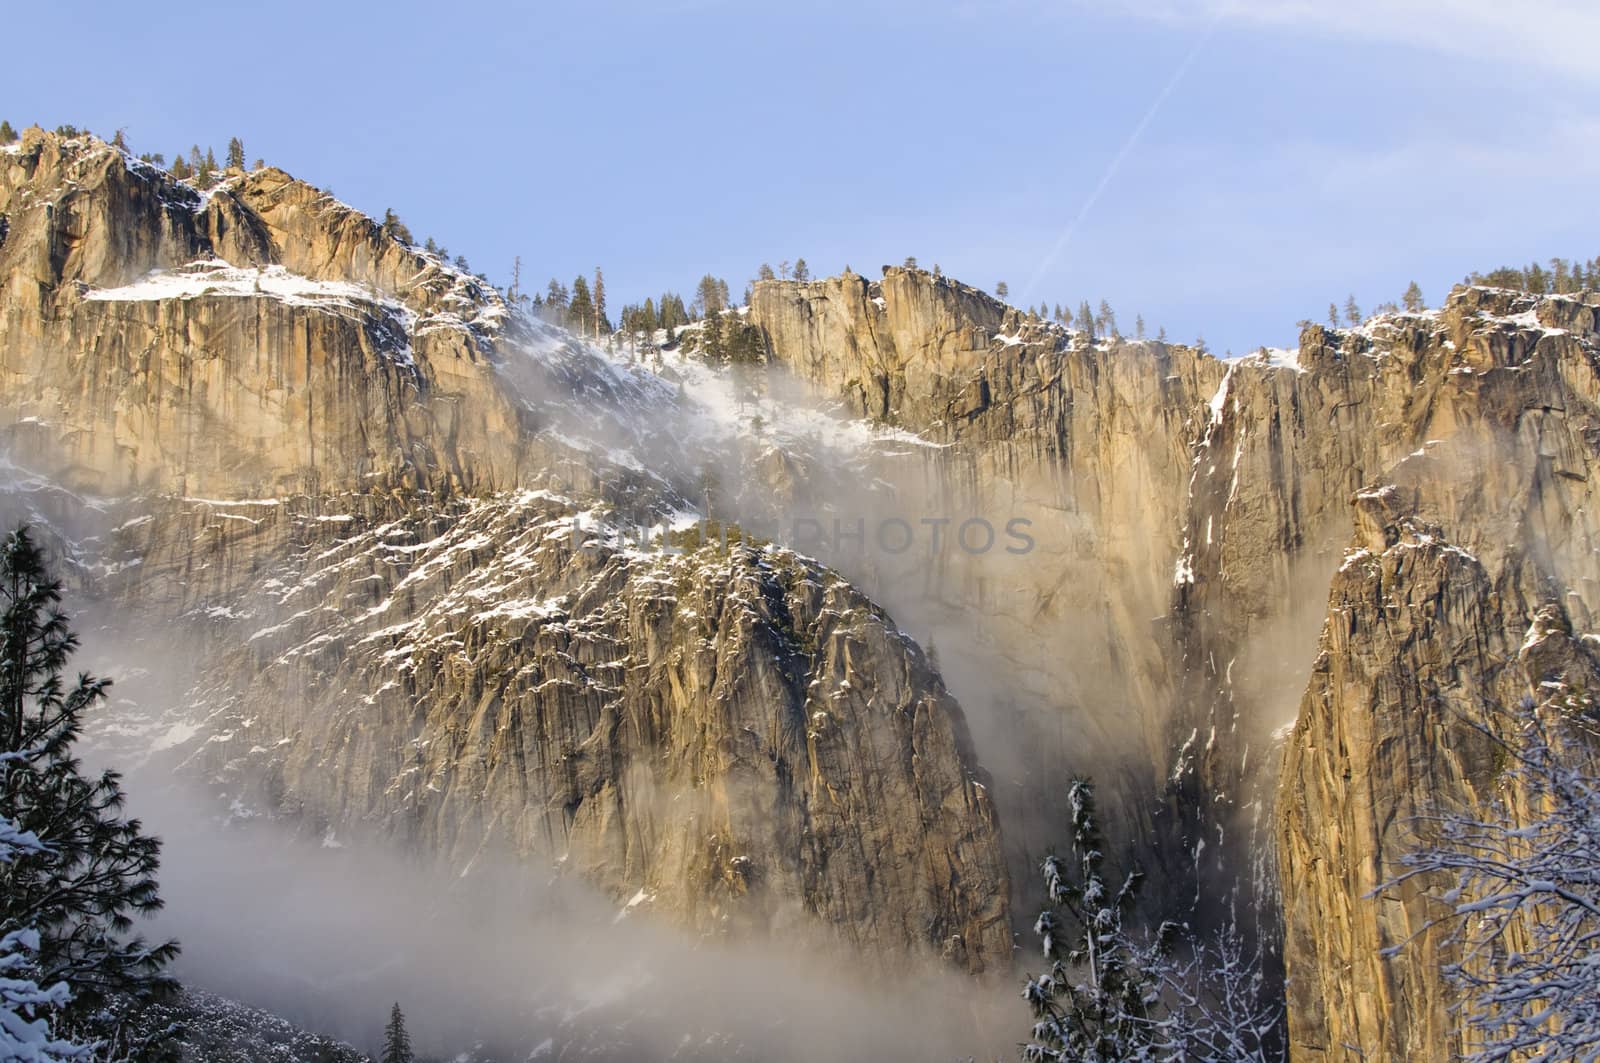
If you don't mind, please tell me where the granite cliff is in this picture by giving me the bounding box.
[745,268,1600,1059]
[6,125,1600,1058]
[0,129,1011,980]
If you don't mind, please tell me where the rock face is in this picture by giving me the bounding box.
[0,126,527,497]
[0,130,1011,974]
[1273,290,1600,1059]
[8,126,1600,1052]
[747,269,1600,1057]
[117,491,1008,968]
[748,270,1229,895]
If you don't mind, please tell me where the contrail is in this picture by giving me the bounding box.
[1019,17,1220,304]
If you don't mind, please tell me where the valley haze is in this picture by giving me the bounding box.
[2,4,1600,1060]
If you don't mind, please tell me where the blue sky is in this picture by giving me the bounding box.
[5,0,1598,354]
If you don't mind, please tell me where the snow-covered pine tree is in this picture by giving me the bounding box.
[381,1002,413,1063]
[1388,700,1600,1061]
[0,527,179,1049]
[1022,778,1285,1063]
[1023,778,1168,1061]
[0,805,89,1062]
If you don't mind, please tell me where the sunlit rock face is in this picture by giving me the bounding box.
[0,130,1012,974]
[10,123,1600,1051]
[1274,290,1600,1060]
[752,268,1600,1058]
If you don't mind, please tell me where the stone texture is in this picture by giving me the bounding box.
[1,128,527,496]
[748,267,1600,1056]
[9,127,1600,1045]
[0,132,1012,974]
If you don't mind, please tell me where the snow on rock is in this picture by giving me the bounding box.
[1234,346,1305,373]
[85,259,398,311]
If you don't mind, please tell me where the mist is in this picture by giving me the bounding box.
[119,773,1024,1060]
[9,323,1188,1059]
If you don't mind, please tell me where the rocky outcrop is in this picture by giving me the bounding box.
[1275,289,1600,1060]
[94,489,1010,970]
[749,268,1600,1054]
[749,269,1228,898]
[0,131,1012,974]
[9,124,1600,1049]
[0,127,530,496]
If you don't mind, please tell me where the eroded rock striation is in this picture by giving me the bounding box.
[748,269,1600,1058]
[0,130,1011,973]
[8,124,1600,1052]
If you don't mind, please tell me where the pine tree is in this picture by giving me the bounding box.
[1552,258,1573,294]
[380,209,413,246]
[792,258,810,282]
[996,281,1009,300]
[0,810,89,1062]
[1097,299,1117,339]
[1343,295,1361,327]
[1135,314,1146,340]
[191,146,211,189]
[0,527,179,1046]
[1384,697,1600,1063]
[757,263,776,281]
[170,151,191,180]
[111,129,127,152]
[659,292,687,333]
[903,256,918,269]
[1023,779,1170,1061]
[1076,301,1095,342]
[381,1002,413,1063]
[226,137,244,170]
[0,121,15,144]
[1327,303,1339,328]
[700,307,725,365]
[695,274,726,317]
[568,275,594,337]
[593,267,608,335]
[1403,281,1425,312]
